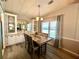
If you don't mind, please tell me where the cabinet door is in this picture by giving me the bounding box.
[16,34,24,43]
[5,13,17,34]
[8,16,15,33]
[8,35,16,45]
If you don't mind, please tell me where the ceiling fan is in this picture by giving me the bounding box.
[48,0,53,5]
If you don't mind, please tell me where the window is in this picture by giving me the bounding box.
[49,21,57,38]
[41,20,57,39]
[41,22,49,33]
[27,23,32,32]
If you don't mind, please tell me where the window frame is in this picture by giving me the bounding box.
[41,21,49,34]
[41,20,57,39]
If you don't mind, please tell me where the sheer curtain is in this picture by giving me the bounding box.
[41,16,63,48]
[54,15,63,48]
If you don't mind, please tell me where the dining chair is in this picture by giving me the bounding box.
[27,35,39,59]
[24,33,28,48]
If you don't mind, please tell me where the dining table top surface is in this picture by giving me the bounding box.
[25,32,52,46]
[32,35,52,45]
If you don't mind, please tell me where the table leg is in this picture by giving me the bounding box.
[39,46,42,55]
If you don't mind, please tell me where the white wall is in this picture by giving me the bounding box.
[44,3,79,55]
[45,3,79,41]
[76,5,79,40]
[63,4,78,40]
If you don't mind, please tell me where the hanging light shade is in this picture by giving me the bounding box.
[36,16,39,21]
[36,5,43,21]
[36,17,43,21]
[41,17,43,21]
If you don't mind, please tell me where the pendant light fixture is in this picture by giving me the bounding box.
[36,4,43,21]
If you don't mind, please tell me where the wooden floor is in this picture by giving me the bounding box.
[3,43,76,59]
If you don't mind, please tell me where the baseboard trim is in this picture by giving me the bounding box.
[62,48,79,58]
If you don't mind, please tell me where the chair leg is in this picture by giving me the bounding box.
[25,43,26,48]
[41,43,47,55]
[31,50,35,59]
[45,43,47,54]
[37,47,41,59]
[39,46,42,55]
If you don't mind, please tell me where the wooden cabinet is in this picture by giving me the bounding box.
[33,21,39,32]
[8,16,15,33]
[5,13,17,34]
[3,13,17,46]
[7,34,25,46]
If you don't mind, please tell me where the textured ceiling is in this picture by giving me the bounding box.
[5,0,75,20]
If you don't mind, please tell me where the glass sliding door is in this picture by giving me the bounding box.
[49,20,57,39]
[41,21,57,38]
[41,22,49,34]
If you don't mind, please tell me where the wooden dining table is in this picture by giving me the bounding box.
[31,35,52,46]
[25,32,52,55]
[30,34,52,55]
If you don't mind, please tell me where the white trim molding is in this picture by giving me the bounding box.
[62,48,79,57]
[62,37,79,42]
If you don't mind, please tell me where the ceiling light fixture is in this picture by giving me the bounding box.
[36,5,43,21]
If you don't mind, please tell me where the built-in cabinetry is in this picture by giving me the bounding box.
[17,19,27,31]
[3,13,17,46]
[3,13,25,46]
[32,20,39,32]
[4,13,17,34]
[7,33,25,46]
